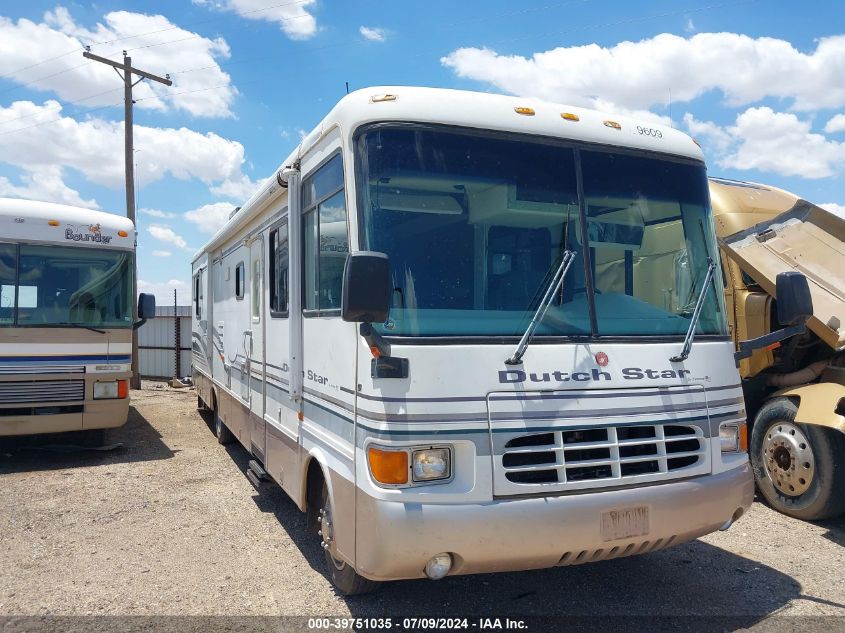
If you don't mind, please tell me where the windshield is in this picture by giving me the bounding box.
[356,124,726,339]
[0,243,133,328]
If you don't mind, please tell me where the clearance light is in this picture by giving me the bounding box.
[370,93,397,103]
[514,106,535,116]
[561,112,580,122]
[603,120,622,130]
[368,447,409,485]
[117,379,128,399]
[118,230,128,238]
[48,220,60,226]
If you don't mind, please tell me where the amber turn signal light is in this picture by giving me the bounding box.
[368,447,409,485]
[117,379,129,399]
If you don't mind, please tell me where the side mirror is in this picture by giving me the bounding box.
[341,251,391,323]
[735,271,813,363]
[776,271,812,326]
[138,293,156,320]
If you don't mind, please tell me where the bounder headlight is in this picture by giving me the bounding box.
[412,447,451,482]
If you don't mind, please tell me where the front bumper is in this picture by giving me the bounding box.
[355,464,753,581]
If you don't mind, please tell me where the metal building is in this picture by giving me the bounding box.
[137,305,192,379]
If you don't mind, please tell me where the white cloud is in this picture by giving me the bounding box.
[820,203,845,219]
[441,33,845,114]
[0,8,235,118]
[825,113,845,134]
[140,207,176,219]
[683,113,734,152]
[197,0,317,40]
[685,18,696,33]
[138,278,188,305]
[148,224,189,250]
[360,26,386,42]
[184,202,236,235]
[685,107,845,179]
[0,100,253,199]
[152,250,172,257]
[0,165,98,208]
[209,173,262,201]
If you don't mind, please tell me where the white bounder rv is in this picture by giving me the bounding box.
[0,199,155,439]
[192,87,813,594]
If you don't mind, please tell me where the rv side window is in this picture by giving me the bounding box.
[0,243,16,325]
[302,153,348,313]
[269,223,289,316]
[193,273,201,318]
[235,262,245,300]
[251,259,261,321]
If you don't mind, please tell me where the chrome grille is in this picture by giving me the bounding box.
[0,380,85,404]
[501,423,707,491]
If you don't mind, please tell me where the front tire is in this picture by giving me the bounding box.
[318,481,379,595]
[750,397,845,520]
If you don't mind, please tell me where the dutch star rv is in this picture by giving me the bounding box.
[0,199,155,439]
[192,87,809,594]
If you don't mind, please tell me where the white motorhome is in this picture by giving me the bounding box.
[0,199,154,439]
[192,87,759,594]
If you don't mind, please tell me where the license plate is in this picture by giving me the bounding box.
[601,506,650,542]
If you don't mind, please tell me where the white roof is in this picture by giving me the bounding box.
[0,198,135,249]
[197,86,704,257]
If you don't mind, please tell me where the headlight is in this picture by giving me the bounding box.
[367,445,453,486]
[93,380,128,399]
[720,423,745,453]
[412,447,451,482]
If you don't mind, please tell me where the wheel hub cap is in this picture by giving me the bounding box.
[762,422,814,497]
[320,502,345,570]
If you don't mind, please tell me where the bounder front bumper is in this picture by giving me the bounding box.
[354,464,753,581]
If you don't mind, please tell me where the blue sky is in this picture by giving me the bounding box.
[1,0,843,304]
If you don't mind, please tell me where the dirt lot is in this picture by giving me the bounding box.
[0,384,843,630]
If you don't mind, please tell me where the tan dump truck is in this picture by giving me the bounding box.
[710,177,845,519]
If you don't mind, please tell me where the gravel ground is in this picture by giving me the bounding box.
[0,384,843,631]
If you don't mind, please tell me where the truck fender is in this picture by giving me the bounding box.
[301,447,333,511]
[773,382,845,433]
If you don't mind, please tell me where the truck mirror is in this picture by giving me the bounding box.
[341,252,391,323]
[138,293,156,320]
[776,271,812,326]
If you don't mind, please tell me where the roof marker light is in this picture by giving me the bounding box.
[370,93,397,103]
[48,220,59,226]
[514,106,535,116]
[561,112,580,122]
[603,120,622,130]
[118,230,128,237]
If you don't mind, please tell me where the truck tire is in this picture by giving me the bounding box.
[214,402,234,445]
[750,397,845,520]
[318,480,379,595]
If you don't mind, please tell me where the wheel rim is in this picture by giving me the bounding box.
[215,414,223,437]
[762,421,815,497]
[320,496,346,571]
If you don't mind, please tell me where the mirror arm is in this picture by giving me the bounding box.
[734,322,806,364]
[132,317,148,331]
[360,323,391,358]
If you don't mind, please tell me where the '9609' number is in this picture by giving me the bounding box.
[636,126,663,138]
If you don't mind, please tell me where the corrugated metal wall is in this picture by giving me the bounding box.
[138,306,192,379]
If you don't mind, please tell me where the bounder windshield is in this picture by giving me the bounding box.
[356,125,725,338]
[0,244,133,328]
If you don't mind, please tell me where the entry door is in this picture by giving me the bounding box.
[248,239,266,460]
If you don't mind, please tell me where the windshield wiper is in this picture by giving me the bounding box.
[670,257,716,363]
[51,322,107,334]
[506,250,577,365]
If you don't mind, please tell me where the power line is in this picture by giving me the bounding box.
[0,0,316,81]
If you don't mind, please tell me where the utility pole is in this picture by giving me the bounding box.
[83,49,172,390]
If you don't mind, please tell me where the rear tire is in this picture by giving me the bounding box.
[318,480,379,595]
[213,401,234,445]
[750,397,845,520]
